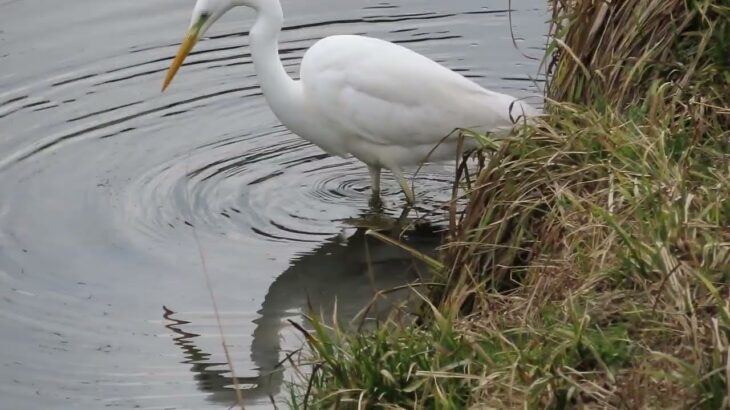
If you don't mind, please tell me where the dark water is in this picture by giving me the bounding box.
[0,0,546,408]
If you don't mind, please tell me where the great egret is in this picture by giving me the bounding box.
[163,0,537,205]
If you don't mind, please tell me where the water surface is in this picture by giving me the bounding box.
[0,0,546,408]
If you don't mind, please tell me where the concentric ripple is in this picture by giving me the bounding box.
[0,0,547,409]
[123,125,458,246]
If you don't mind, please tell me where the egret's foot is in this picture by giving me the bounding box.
[397,204,412,223]
[368,192,384,210]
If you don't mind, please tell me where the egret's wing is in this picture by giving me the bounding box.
[300,35,533,148]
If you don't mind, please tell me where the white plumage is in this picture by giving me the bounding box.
[163,0,538,205]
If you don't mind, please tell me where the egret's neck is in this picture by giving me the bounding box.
[249,1,297,113]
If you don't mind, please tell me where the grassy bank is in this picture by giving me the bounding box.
[290,0,729,408]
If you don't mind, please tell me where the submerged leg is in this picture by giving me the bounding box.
[368,165,383,209]
[388,166,415,205]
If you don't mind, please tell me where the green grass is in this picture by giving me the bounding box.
[287,0,730,408]
[289,306,636,408]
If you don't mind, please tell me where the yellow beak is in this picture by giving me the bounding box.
[162,17,207,92]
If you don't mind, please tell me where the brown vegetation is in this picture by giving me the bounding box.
[294,1,730,408]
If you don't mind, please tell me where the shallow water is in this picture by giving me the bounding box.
[0,0,546,408]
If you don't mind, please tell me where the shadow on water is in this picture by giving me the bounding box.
[163,217,443,405]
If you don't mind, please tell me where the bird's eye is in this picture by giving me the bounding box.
[200,12,211,20]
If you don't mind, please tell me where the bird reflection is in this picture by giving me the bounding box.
[163,215,442,405]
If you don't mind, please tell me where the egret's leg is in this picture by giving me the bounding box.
[368,166,383,208]
[368,166,381,196]
[389,167,415,205]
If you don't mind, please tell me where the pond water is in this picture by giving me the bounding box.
[0,0,546,408]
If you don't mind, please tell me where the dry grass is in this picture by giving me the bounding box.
[290,0,730,408]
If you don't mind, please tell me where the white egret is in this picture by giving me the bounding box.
[163,0,537,205]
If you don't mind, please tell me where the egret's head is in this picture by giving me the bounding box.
[162,0,258,91]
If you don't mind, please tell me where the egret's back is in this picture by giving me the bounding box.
[300,35,536,154]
